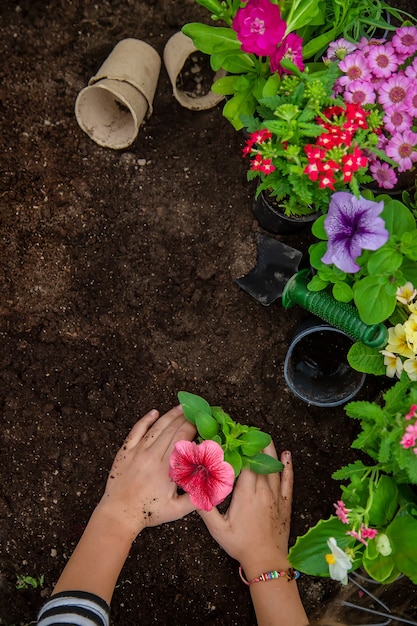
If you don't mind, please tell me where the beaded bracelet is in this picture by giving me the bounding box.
[239,565,300,586]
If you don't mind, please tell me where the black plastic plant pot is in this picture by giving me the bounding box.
[284,322,366,407]
[253,191,320,235]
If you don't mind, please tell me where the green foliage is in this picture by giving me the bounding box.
[178,391,283,477]
[16,574,44,590]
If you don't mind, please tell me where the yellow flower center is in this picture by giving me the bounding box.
[325,554,336,564]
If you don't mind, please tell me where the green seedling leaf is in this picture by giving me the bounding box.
[239,429,271,456]
[195,412,219,439]
[224,448,242,477]
[178,391,211,425]
[245,453,283,474]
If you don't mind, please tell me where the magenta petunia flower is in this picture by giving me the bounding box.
[338,52,371,86]
[386,130,417,172]
[367,44,399,78]
[383,104,412,134]
[321,192,389,273]
[344,79,376,105]
[232,0,286,57]
[169,439,235,511]
[270,32,304,75]
[378,74,411,109]
[370,161,398,189]
[392,26,417,56]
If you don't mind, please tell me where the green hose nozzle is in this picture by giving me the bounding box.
[282,269,388,349]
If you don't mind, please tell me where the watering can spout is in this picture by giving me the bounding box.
[282,269,388,349]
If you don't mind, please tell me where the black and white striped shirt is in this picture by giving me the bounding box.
[37,591,110,626]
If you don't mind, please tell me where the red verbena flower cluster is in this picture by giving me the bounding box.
[303,103,373,190]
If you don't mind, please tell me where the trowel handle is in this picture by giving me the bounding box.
[282,270,388,349]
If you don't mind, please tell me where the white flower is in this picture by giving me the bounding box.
[375,533,392,556]
[325,537,353,585]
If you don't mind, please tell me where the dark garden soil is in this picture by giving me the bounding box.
[1,1,417,625]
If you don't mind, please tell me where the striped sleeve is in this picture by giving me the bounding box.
[37,590,110,626]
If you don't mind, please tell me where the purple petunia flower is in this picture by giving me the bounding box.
[321,192,389,273]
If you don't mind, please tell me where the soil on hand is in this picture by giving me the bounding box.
[1,1,416,624]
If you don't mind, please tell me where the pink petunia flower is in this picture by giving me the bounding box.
[367,44,399,78]
[169,439,235,511]
[386,130,417,172]
[378,74,411,109]
[344,79,376,105]
[270,32,304,75]
[232,0,286,57]
[392,26,417,56]
[370,161,398,189]
[383,105,412,135]
[338,52,371,86]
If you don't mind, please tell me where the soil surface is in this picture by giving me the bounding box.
[1,1,416,625]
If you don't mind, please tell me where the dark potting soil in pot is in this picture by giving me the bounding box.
[176,51,215,98]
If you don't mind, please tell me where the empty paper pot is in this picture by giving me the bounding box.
[75,38,161,149]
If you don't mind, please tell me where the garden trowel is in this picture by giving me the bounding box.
[235,234,303,306]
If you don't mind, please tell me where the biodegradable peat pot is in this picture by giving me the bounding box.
[253,191,320,235]
[284,321,366,407]
[163,32,226,110]
[75,39,161,149]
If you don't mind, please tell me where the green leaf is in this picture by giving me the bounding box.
[353,277,397,324]
[367,246,402,274]
[332,460,368,481]
[386,516,417,583]
[368,475,399,526]
[178,391,211,425]
[239,429,271,456]
[181,24,240,56]
[347,342,386,376]
[195,411,219,439]
[332,281,353,302]
[307,274,329,291]
[362,546,397,583]
[224,448,242,478]
[289,517,356,577]
[245,453,284,474]
[381,198,416,236]
[309,241,327,269]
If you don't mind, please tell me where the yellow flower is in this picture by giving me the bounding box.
[396,282,417,305]
[403,358,417,381]
[380,350,403,379]
[385,324,414,358]
[404,314,417,352]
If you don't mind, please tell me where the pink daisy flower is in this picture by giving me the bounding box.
[405,85,417,118]
[405,57,417,79]
[383,105,412,134]
[392,26,417,56]
[169,439,235,511]
[378,74,411,109]
[356,36,386,52]
[324,38,357,62]
[338,52,371,86]
[367,44,399,78]
[386,130,417,172]
[370,161,398,189]
[344,79,376,105]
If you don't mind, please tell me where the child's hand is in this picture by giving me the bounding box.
[198,444,293,575]
[95,405,197,541]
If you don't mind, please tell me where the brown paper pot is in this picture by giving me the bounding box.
[75,39,161,149]
[163,32,225,110]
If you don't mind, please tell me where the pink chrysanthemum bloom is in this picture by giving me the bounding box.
[405,57,417,79]
[169,439,235,511]
[270,32,304,75]
[392,26,417,56]
[334,500,350,524]
[367,44,399,78]
[405,85,417,118]
[370,161,398,189]
[383,105,412,135]
[232,0,286,56]
[324,38,357,62]
[379,74,411,109]
[344,79,376,105]
[338,52,371,86]
[386,130,417,172]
